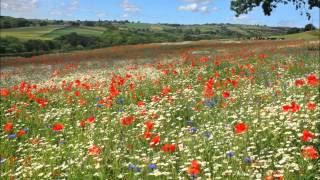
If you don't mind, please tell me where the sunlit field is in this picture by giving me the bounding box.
[0,40,319,179]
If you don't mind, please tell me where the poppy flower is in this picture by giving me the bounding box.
[86,116,95,123]
[307,102,316,110]
[144,131,152,139]
[152,96,159,102]
[74,91,81,97]
[150,135,160,146]
[17,130,27,137]
[137,101,145,107]
[302,146,319,159]
[188,160,201,176]
[145,121,154,131]
[88,145,102,156]
[161,144,176,152]
[52,123,64,131]
[264,171,284,180]
[222,91,230,98]
[307,74,318,86]
[0,88,10,97]
[301,130,316,142]
[4,122,13,132]
[161,86,171,96]
[79,120,86,127]
[295,79,305,86]
[234,123,248,134]
[121,116,135,126]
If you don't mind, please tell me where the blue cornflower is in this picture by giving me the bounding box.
[244,156,252,164]
[128,163,137,170]
[204,99,216,108]
[96,104,104,108]
[8,134,17,139]
[190,127,197,133]
[116,98,125,105]
[226,151,235,158]
[148,164,157,170]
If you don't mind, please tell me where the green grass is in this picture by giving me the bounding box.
[272,30,320,40]
[0,25,106,40]
[0,25,66,40]
[42,26,106,39]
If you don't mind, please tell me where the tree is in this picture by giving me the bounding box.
[304,23,316,31]
[231,0,320,20]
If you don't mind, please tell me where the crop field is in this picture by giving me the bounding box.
[0,40,319,179]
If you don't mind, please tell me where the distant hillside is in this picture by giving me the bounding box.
[272,30,320,40]
[1,16,297,40]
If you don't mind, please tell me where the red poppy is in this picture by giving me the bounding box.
[302,146,319,159]
[290,101,300,112]
[74,91,80,97]
[79,120,86,127]
[17,130,27,137]
[152,96,159,102]
[137,101,145,107]
[145,121,154,131]
[301,130,316,142]
[88,145,102,156]
[264,171,284,180]
[282,105,291,112]
[307,74,318,86]
[204,77,214,98]
[161,144,176,152]
[52,123,64,131]
[307,102,316,110]
[222,91,230,98]
[0,88,10,97]
[234,123,248,134]
[4,122,13,132]
[150,135,160,146]
[294,79,305,86]
[144,131,152,139]
[86,116,95,123]
[161,86,171,96]
[121,116,135,126]
[188,160,201,175]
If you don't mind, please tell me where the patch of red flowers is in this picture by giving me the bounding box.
[88,144,102,156]
[301,130,316,142]
[282,101,300,112]
[307,102,316,110]
[222,91,230,98]
[4,122,13,132]
[307,74,318,86]
[150,135,160,146]
[145,121,154,131]
[17,129,27,137]
[294,79,305,86]
[121,116,135,126]
[161,144,176,152]
[302,146,319,159]
[234,122,248,135]
[187,160,201,176]
[0,88,10,97]
[52,123,64,131]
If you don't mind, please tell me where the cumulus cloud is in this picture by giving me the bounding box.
[1,0,38,12]
[177,0,217,13]
[121,0,140,12]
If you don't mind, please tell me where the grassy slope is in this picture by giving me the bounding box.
[0,25,66,40]
[0,25,106,40]
[273,30,320,40]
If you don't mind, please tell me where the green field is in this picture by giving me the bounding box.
[272,30,320,40]
[0,25,66,40]
[0,25,106,40]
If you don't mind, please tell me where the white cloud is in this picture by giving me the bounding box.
[1,0,38,12]
[177,3,210,13]
[96,12,106,18]
[180,0,211,5]
[121,0,140,12]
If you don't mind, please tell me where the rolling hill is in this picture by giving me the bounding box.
[272,30,320,40]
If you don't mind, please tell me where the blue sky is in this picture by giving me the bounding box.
[1,0,319,27]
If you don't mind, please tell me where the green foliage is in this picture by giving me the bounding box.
[304,23,316,31]
[231,0,320,20]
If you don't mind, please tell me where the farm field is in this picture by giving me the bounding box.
[0,39,319,179]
